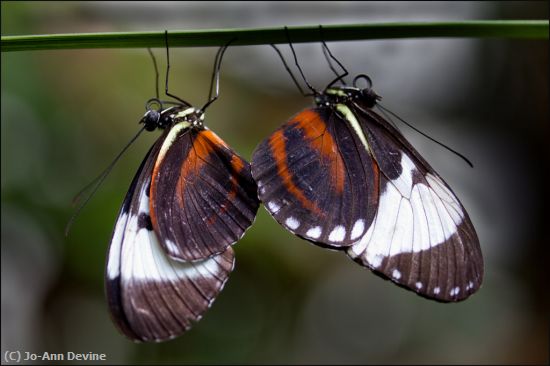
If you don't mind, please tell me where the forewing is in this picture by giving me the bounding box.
[150,127,259,261]
[251,107,379,248]
[105,139,235,342]
[347,106,483,302]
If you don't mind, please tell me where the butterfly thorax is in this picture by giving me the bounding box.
[171,107,205,129]
[318,86,380,109]
[140,105,205,132]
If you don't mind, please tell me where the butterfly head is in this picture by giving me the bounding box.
[140,98,182,131]
[140,98,163,131]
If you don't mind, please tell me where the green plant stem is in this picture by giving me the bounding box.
[1,21,548,52]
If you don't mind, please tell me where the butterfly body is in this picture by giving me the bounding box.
[251,83,483,302]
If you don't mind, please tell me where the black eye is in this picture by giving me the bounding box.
[142,110,160,131]
[360,89,379,108]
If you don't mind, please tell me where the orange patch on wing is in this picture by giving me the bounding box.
[269,128,323,216]
[230,154,245,173]
[226,155,245,202]
[149,129,229,229]
[179,130,230,179]
[291,110,345,193]
[177,130,229,203]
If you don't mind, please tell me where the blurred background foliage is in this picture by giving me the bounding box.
[1,1,548,364]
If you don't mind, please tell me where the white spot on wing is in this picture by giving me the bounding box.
[306,226,322,239]
[392,269,401,280]
[434,287,441,295]
[415,282,423,289]
[285,216,300,230]
[351,219,365,240]
[450,286,460,296]
[328,225,346,242]
[165,239,180,256]
[267,201,281,213]
[366,253,383,268]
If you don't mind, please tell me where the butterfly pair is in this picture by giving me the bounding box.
[105,32,483,343]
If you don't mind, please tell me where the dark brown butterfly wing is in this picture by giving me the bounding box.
[149,127,259,261]
[251,107,379,248]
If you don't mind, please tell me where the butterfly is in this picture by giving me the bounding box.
[251,40,483,302]
[105,36,259,342]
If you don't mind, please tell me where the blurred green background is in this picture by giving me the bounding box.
[1,2,548,364]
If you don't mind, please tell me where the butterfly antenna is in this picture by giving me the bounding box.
[147,48,160,100]
[65,125,148,236]
[205,44,224,105]
[284,26,319,96]
[270,44,310,97]
[377,103,474,168]
[319,25,349,88]
[164,30,192,106]
[322,45,343,84]
[201,38,236,112]
[376,103,401,131]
